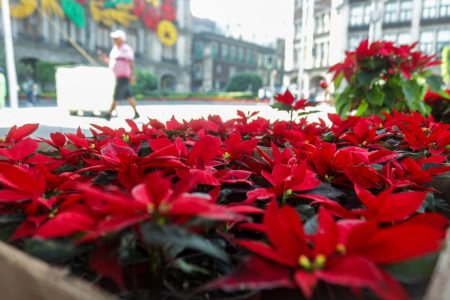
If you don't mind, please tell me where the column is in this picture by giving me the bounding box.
[411,0,423,42]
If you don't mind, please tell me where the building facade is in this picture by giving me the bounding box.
[191,29,285,92]
[0,0,192,92]
[292,0,450,98]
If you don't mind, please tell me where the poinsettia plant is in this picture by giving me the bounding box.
[0,108,448,300]
[329,39,445,117]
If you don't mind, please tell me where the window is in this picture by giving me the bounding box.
[420,31,435,54]
[398,32,410,44]
[216,64,222,74]
[245,50,252,64]
[363,5,371,25]
[193,64,203,80]
[221,44,228,60]
[229,46,236,61]
[399,0,412,21]
[437,29,450,54]
[323,14,330,33]
[322,42,329,66]
[350,6,364,26]
[237,47,244,62]
[348,34,367,50]
[194,41,203,59]
[423,0,438,19]
[384,1,398,23]
[383,33,397,42]
[441,0,450,17]
[210,42,218,58]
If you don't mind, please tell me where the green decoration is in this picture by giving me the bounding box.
[61,0,86,28]
[103,0,133,9]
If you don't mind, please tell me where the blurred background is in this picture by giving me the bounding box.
[0,0,449,107]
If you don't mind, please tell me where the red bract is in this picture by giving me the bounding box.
[340,119,387,147]
[353,185,426,223]
[0,123,39,146]
[206,203,441,300]
[77,172,242,241]
[274,89,296,106]
[245,162,320,204]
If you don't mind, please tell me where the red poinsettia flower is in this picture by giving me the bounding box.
[76,172,242,242]
[206,203,446,299]
[352,185,427,223]
[245,162,320,204]
[0,123,39,146]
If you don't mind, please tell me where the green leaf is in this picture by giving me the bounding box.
[172,258,210,275]
[24,239,80,263]
[298,110,320,116]
[335,88,352,117]
[356,100,369,116]
[307,183,344,199]
[357,72,378,86]
[304,214,318,235]
[426,75,444,92]
[141,223,229,262]
[271,102,292,112]
[385,253,439,284]
[365,85,384,106]
[402,80,421,111]
[333,72,344,90]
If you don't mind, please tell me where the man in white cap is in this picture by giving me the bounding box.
[99,29,140,120]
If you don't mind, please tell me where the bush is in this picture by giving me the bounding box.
[442,47,450,84]
[132,69,158,95]
[226,73,263,95]
[35,61,61,91]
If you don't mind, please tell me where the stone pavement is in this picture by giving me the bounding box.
[0,101,335,138]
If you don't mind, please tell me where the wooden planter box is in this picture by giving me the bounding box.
[0,241,117,300]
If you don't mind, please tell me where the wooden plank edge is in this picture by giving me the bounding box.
[0,240,117,300]
[424,229,450,300]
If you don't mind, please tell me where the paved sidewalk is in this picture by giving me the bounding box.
[0,101,335,138]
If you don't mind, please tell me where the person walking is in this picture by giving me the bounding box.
[99,29,140,120]
[23,77,36,106]
[0,67,6,108]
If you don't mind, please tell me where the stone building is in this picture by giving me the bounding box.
[191,20,285,92]
[0,0,192,92]
[291,0,450,98]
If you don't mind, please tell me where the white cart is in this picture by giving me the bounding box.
[56,66,115,116]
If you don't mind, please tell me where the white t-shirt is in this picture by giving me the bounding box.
[109,43,134,79]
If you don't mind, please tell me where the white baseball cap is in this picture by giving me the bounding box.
[110,30,127,41]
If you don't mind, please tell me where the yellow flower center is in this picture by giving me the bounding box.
[223,152,231,160]
[336,243,346,254]
[122,134,130,143]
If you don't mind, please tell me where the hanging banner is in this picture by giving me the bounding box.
[40,0,64,17]
[8,0,37,19]
[61,0,86,28]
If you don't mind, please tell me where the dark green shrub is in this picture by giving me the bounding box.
[132,69,158,95]
[226,73,263,95]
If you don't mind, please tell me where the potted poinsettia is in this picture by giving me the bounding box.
[329,39,444,117]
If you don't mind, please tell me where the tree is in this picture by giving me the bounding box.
[132,69,158,95]
[226,73,263,95]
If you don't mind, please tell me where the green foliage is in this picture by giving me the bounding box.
[226,72,263,95]
[35,61,61,90]
[442,47,450,84]
[132,69,158,95]
[330,41,444,118]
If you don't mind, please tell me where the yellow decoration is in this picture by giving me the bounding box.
[7,0,38,19]
[40,0,64,17]
[157,20,177,47]
[90,1,137,27]
[144,0,159,7]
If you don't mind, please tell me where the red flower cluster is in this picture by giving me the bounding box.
[329,40,439,81]
[0,109,448,299]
